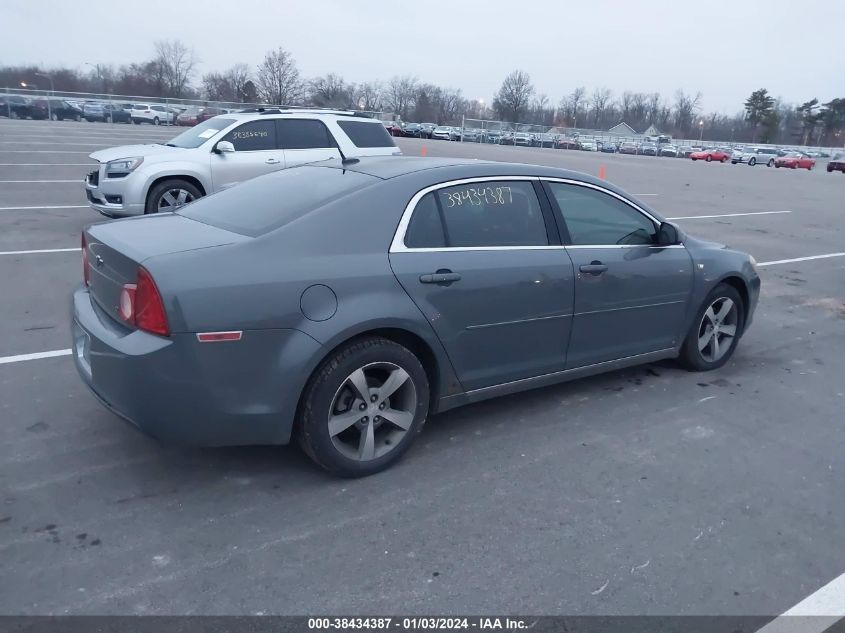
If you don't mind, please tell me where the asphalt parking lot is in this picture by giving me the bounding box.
[1,118,844,616]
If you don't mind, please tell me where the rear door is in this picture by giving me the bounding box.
[277,119,340,166]
[389,178,575,392]
[544,180,694,369]
[209,119,285,192]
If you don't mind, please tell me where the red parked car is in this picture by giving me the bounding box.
[176,106,226,126]
[690,148,730,162]
[774,152,815,170]
[381,120,404,137]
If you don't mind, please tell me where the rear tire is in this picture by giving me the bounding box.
[749,158,757,166]
[720,156,727,163]
[705,155,712,162]
[678,283,745,372]
[153,117,160,126]
[297,337,430,477]
[767,159,775,167]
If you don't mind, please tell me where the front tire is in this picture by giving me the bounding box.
[749,158,757,166]
[297,337,430,477]
[145,178,202,214]
[705,155,712,162]
[767,159,775,167]
[153,117,160,126]
[678,284,745,372]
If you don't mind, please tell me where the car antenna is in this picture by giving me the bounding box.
[336,143,359,166]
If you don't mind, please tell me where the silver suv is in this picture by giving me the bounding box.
[731,146,779,166]
[84,109,402,217]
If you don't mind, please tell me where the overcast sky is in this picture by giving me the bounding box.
[2,0,843,113]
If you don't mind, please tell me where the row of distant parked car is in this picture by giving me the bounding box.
[0,95,235,126]
[385,120,844,172]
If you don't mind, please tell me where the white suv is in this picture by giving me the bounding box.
[130,103,177,125]
[85,110,402,216]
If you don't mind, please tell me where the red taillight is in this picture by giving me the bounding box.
[119,267,169,336]
[82,233,90,286]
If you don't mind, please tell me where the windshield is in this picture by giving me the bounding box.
[166,117,236,148]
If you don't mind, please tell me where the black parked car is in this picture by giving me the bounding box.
[403,123,422,137]
[84,103,131,123]
[30,99,83,121]
[0,94,31,118]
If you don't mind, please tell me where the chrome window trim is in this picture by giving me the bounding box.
[390,176,542,253]
[390,175,684,253]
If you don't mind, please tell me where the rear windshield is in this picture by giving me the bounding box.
[337,120,396,148]
[166,118,236,148]
[179,166,377,237]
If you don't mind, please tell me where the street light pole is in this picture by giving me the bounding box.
[35,72,54,121]
[698,120,704,142]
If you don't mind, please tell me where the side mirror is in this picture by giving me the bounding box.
[215,141,235,154]
[656,221,683,246]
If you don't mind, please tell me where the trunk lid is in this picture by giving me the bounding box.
[84,214,246,323]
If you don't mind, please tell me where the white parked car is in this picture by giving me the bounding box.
[431,126,457,141]
[85,110,402,217]
[130,104,177,126]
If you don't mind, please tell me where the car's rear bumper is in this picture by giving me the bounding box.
[71,286,322,447]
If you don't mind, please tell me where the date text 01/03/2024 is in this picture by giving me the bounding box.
[307,616,531,630]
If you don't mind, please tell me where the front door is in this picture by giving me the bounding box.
[544,180,694,368]
[210,119,286,192]
[389,179,575,391]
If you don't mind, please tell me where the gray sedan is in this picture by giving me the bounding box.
[72,157,760,477]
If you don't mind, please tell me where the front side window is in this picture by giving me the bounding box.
[405,181,548,248]
[223,120,276,151]
[548,182,656,246]
[277,119,333,149]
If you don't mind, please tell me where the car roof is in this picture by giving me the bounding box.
[223,109,383,122]
[314,156,637,193]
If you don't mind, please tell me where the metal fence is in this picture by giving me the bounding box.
[0,87,396,124]
[458,117,844,157]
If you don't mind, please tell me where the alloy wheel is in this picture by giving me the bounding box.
[157,188,195,211]
[327,362,417,462]
[697,297,739,363]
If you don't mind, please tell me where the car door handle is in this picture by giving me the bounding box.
[419,271,461,284]
[265,158,281,164]
[579,262,608,275]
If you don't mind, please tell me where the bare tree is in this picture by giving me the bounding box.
[673,89,702,135]
[619,91,634,122]
[590,88,612,126]
[385,75,418,119]
[202,63,253,103]
[256,47,304,106]
[355,81,383,112]
[153,40,197,98]
[567,87,586,127]
[493,70,534,122]
[309,73,354,108]
[630,92,649,129]
[438,88,465,124]
[646,92,662,125]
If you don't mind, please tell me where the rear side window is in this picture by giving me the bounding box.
[404,194,446,248]
[336,120,395,148]
[180,166,377,237]
[277,119,333,149]
[404,181,548,248]
[223,120,276,151]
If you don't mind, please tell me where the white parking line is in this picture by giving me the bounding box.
[758,253,845,267]
[0,248,81,256]
[0,163,94,166]
[669,210,792,220]
[0,349,72,365]
[0,180,81,183]
[0,204,88,210]
[634,193,659,196]
[755,572,845,633]
[0,150,92,154]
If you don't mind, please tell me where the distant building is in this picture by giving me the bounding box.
[607,122,638,136]
[641,124,663,137]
